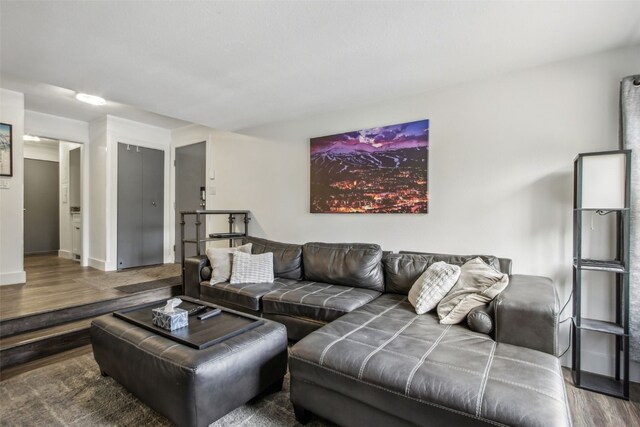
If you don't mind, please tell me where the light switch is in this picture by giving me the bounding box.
[209,186,216,195]
[210,169,216,180]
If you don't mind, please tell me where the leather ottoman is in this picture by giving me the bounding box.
[90,310,288,427]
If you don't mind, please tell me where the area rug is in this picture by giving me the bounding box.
[114,276,181,294]
[0,352,332,427]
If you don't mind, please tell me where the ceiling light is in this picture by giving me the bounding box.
[23,135,41,142]
[75,93,106,106]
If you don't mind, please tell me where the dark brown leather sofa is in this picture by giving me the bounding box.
[184,236,571,427]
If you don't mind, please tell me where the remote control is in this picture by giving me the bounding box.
[197,308,222,320]
[186,305,207,316]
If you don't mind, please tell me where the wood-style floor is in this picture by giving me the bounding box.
[0,254,180,320]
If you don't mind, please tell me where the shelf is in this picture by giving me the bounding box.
[573,259,627,273]
[181,210,250,215]
[573,208,629,212]
[572,318,626,336]
[572,370,628,400]
[183,236,246,244]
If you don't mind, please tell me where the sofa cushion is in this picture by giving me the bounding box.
[245,236,303,280]
[437,257,509,324]
[262,280,381,323]
[303,242,385,291]
[201,278,297,311]
[289,294,571,427]
[385,252,503,295]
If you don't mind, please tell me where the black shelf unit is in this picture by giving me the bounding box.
[179,210,250,292]
[571,150,631,400]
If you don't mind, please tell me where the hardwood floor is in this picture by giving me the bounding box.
[0,254,180,320]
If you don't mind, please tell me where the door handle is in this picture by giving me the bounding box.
[152,201,157,207]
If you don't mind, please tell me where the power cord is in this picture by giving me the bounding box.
[557,289,573,357]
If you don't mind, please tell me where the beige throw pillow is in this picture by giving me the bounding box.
[408,262,461,315]
[437,257,509,324]
[206,243,252,285]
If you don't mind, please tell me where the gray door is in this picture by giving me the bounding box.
[24,159,60,254]
[175,142,206,262]
[117,143,164,269]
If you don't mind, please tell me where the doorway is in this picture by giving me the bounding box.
[174,141,206,262]
[117,143,165,269]
[23,137,83,259]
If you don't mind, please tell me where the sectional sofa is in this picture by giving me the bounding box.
[184,236,572,427]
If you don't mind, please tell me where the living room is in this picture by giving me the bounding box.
[1,1,639,426]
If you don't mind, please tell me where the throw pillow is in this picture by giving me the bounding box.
[467,304,494,334]
[437,257,509,325]
[206,243,252,285]
[408,262,461,315]
[230,251,275,284]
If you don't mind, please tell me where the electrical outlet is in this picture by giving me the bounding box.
[0,180,9,189]
[209,186,216,195]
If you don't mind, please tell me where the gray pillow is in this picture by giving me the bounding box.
[437,257,509,324]
[408,262,461,314]
[230,251,275,284]
[467,305,494,334]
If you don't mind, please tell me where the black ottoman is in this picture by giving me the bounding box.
[90,309,288,427]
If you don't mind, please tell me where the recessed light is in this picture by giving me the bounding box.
[23,135,41,142]
[75,93,106,106]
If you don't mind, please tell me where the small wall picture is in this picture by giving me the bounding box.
[310,119,429,213]
[0,123,12,177]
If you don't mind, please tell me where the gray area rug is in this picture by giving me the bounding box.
[114,276,181,294]
[0,353,332,427]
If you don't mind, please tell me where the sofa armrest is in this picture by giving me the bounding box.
[184,255,209,298]
[494,274,559,356]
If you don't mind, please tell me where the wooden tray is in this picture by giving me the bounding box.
[114,296,263,349]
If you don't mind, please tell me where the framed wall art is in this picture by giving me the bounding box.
[310,119,429,213]
[0,123,13,177]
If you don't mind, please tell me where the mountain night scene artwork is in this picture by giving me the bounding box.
[310,119,429,213]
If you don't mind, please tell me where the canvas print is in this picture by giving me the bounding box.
[0,123,12,177]
[310,119,429,213]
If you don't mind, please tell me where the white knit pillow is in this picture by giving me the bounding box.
[206,243,252,285]
[408,262,461,315]
[230,251,275,284]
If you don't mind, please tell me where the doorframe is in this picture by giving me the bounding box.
[21,137,89,266]
[108,133,171,271]
[170,136,211,263]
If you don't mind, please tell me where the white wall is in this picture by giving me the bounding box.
[23,140,59,162]
[210,44,640,376]
[25,110,89,144]
[0,89,25,285]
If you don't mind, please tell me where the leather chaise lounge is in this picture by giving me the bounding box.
[184,237,572,427]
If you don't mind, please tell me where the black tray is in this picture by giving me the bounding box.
[114,296,263,350]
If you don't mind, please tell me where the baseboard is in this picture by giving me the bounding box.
[58,250,72,259]
[88,258,106,271]
[0,270,26,286]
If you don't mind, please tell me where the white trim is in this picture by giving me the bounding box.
[88,257,106,271]
[0,270,26,285]
[58,249,72,259]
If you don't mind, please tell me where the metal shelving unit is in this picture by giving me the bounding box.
[571,150,631,400]
[180,210,250,291]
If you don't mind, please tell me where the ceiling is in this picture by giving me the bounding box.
[2,1,640,131]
